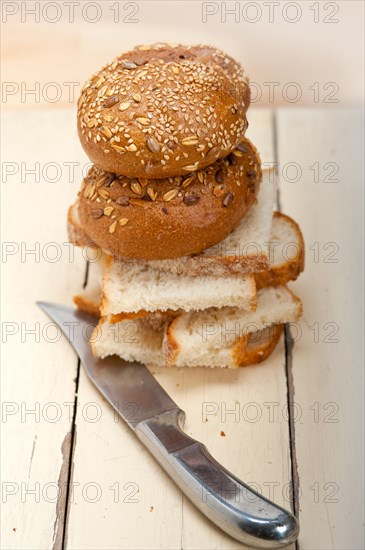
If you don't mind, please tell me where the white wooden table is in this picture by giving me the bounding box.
[1,107,364,549]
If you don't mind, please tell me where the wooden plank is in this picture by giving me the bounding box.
[276,108,364,548]
[1,110,87,548]
[66,108,296,549]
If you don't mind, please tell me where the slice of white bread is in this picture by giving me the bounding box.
[91,286,302,368]
[82,211,304,318]
[68,170,276,276]
[101,258,257,315]
[92,316,165,367]
[165,286,302,368]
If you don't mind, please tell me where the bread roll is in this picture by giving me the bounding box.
[77,138,261,260]
[77,43,250,178]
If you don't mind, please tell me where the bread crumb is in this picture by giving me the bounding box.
[220,431,226,437]
[150,506,154,512]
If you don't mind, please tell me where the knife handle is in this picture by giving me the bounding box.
[136,408,299,548]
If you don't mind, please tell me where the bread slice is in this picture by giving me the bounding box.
[165,286,302,367]
[92,316,284,369]
[74,211,304,318]
[68,170,276,276]
[93,315,165,367]
[91,285,302,368]
[101,256,257,315]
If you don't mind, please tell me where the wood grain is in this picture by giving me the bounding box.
[1,110,87,549]
[276,108,364,549]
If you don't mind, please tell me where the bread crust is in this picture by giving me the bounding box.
[78,43,250,178]
[78,138,261,260]
[232,324,283,367]
[73,294,100,317]
[255,212,305,288]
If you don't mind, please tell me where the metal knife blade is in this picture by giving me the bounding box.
[37,301,299,548]
[37,301,179,428]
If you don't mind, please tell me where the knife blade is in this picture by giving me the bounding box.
[38,301,299,548]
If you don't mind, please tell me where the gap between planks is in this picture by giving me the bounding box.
[272,109,300,549]
[54,263,90,550]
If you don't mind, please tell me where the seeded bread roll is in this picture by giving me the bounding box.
[78,138,261,260]
[77,43,250,178]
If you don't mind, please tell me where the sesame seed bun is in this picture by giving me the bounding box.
[77,138,261,260]
[77,43,250,179]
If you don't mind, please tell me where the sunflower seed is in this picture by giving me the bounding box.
[122,60,137,69]
[222,192,234,207]
[228,152,237,165]
[147,136,161,153]
[206,146,219,159]
[215,169,224,183]
[237,142,249,153]
[90,208,103,219]
[167,140,177,150]
[119,218,129,226]
[246,169,257,179]
[103,95,119,108]
[183,193,200,206]
[116,196,130,206]
[163,189,178,202]
[233,149,244,157]
[104,173,116,187]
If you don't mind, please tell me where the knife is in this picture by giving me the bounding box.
[37,301,299,548]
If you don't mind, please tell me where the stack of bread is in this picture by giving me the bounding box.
[68,43,304,369]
